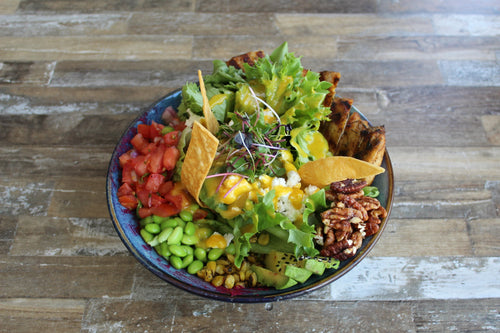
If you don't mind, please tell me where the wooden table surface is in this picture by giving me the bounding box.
[1,1,499,332]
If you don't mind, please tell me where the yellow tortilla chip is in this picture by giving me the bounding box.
[198,70,220,135]
[298,156,385,188]
[181,121,219,206]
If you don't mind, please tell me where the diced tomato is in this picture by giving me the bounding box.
[132,155,148,178]
[158,181,174,196]
[151,203,180,217]
[130,133,148,152]
[149,193,165,207]
[137,207,153,218]
[149,121,165,139]
[163,146,180,171]
[145,173,165,193]
[117,183,134,197]
[121,162,136,185]
[147,144,165,174]
[119,150,133,167]
[136,189,151,208]
[163,130,180,146]
[163,193,183,211]
[139,142,157,155]
[137,124,151,139]
[118,194,138,210]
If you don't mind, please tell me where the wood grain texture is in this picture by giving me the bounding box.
[1,1,499,331]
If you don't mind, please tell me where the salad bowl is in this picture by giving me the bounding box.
[106,88,394,303]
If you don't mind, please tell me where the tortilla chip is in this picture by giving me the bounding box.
[298,156,384,188]
[181,121,219,206]
[198,70,220,135]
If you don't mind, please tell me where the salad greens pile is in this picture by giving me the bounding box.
[176,42,335,267]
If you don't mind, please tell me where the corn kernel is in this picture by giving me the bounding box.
[212,275,225,287]
[257,233,270,246]
[215,264,225,275]
[224,275,235,289]
[206,261,217,273]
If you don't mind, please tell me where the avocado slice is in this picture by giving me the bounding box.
[284,264,313,283]
[297,258,326,275]
[251,265,298,290]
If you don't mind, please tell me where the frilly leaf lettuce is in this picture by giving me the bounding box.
[289,127,332,167]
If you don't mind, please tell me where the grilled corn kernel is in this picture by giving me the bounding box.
[224,275,235,289]
[206,260,217,273]
[215,264,225,275]
[212,275,225,287]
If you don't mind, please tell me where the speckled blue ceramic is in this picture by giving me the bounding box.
[106,89,394,303]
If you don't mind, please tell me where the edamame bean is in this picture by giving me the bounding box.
[194,248,207,262]
[181,234,198,245]
[182,245,194,256]
[145,223,161,234]
[140,229,154,243]
[159,242,171,258]
[181,254,194,268]
[174,217,186,228]
[208,248,224,261]
[187,260,204,275]
[167,226,183,245]
[152,215,168,224]
[157,227,173,243]
[179,210,193,222]
[140,215,154,226]
[184,222,196,236]
[160,218,178,230]
[168,244,187,257]
[170,255,183,270]
[147,235,160,247]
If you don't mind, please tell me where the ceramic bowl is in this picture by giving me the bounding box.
[106,88,394,303]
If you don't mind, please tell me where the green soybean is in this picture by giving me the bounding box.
[182,245,194,256]
[169,244,187,257]
[140,215,154,226]
[170,255,183,269]
[152,215,168,224]
[174,217,186,228]
[184,221,196,236]
[181,234,198,246]
[145,223,161,234]
[167,226,183,245]
[158,227,173,243]
[140,229,154,243]
[208,248,224,261]
[147,235,160,247]
[194,248,207,262]
[160,218,178,230]
[159,242,171,258]
[187,260,204,275]
[179,210,193,222]
[181,254,194,268]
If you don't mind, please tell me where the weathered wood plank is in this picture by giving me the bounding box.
[0,216,16,254]
[0,86,171,111]
[0,178,55,216]
[9,216,127,256]
[0,256,135,298]
[275,14,434,37]
[0,36,193,61]
[49,59,210,87]
[81,298,500,332]
[0,13,127,37]
[193,35,338,60]
[0,298,85,333]
[301,257,500,301]
[17,0,195,13]
[196,0,377,13]
[0,146,111,178]
[377,0,500,14]
[47,177,109,218]
[0,0,19,14]
[128,12,279,36]
[482,115,500,145]
[337,36,500,61]
[433,14,500,36]
[439,60,500,86]
[0,61,55,85]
